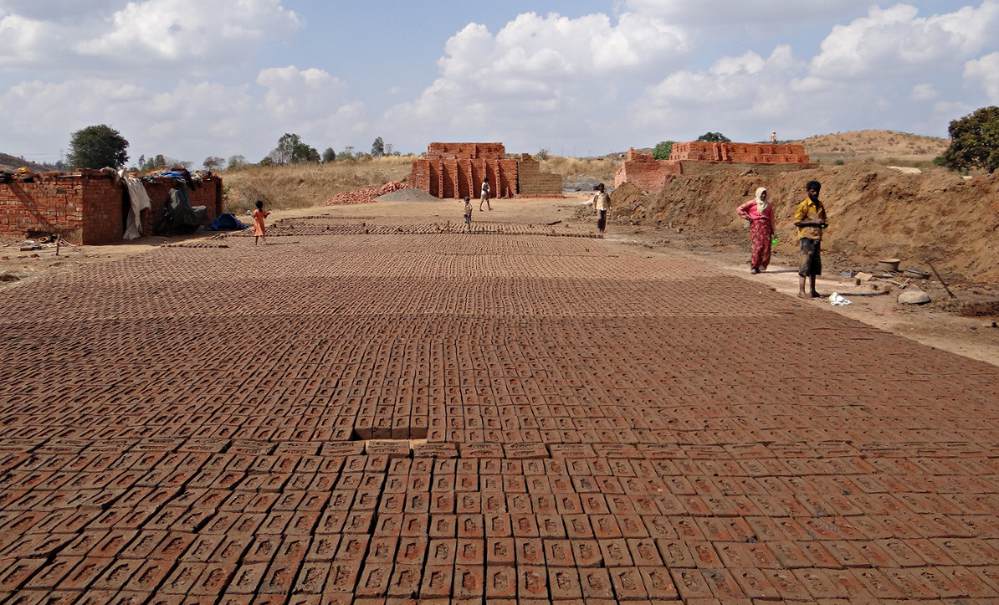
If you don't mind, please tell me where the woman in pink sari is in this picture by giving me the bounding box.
[737,187,776,273]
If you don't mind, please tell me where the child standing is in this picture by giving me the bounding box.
[463,196,473,230]
[253,200,270,245]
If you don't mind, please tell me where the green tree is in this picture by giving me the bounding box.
[371,137,385,157]
[937,106,999,174]
[136,154,146,170]
[269,133,321,164]
[227,155,247,170]
[535,148,550,161]
[67,124,129,169]
[322,147,336,163]
[203,156,225,170]
[697,132,731,143]
[653,141,674,160]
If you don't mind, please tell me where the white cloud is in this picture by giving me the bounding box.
[0,0,300,68]
[811,2,999,79]
[77,0,300,62]
[258,66,345,120]
[385,11,688,150]
[635,45,799,135]
[623,0,871,23]
[0,65,365,163]
[964,52,999,102]
[911,83,939,101]
[0,12,59,65]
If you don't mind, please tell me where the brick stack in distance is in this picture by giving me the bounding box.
[409,143,562,199]
[615,142,811,194]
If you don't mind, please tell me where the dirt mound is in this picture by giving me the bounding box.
[327,181,408,206]
[376,188,440,202]
[611,182,644,208]
[612,162,999,283]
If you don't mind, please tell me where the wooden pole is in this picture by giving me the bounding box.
[927,261,956,299]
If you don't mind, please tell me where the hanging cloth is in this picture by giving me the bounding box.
[123,177,152,240]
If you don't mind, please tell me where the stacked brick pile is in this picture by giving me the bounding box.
[409,143,562,199]
[670,142,810,165]
[613,149,683,193]
[0,170,222,245]
[327,181,408,206]
[517,158,564,196]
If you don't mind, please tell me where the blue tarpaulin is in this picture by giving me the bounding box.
[208,213,247,231]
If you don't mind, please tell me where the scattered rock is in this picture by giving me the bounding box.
[898,289,932,305]
[855,272,874,283]
[0,272,19,282]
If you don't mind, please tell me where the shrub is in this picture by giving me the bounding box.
[653,141,674,160]
[937,106,999,174]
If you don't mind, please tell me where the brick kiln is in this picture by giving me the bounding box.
[613,149,683,193]
[615,141,811,193]
[0,170,223,245]
[669,141,810,164]
[409,143,562,199]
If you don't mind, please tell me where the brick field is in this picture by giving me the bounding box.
[1,215,999,604]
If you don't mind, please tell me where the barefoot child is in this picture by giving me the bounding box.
[794,181,828,298]
[253,200,270,245]
[463,196,473,229]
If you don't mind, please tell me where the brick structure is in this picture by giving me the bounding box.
[670,141,810,165]
[0,170,223,245]
[409,143,561,199]
[518,157,564,196]
[613,149,683,193]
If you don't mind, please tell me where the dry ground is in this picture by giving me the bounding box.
[222,157,414,213]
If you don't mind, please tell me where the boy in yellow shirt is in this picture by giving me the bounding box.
[793,180,828,298]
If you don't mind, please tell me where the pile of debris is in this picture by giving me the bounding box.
[327,181,408,206]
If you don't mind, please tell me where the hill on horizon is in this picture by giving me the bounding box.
[0,152,59,173]
[793,129,948,164]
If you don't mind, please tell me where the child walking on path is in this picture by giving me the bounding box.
[253,200,270,245]
[479,180,491,211]
[463,196,473,230]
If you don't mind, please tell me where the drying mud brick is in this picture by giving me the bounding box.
[0,211,998,604]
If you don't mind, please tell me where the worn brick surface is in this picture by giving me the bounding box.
[1,220,998,603]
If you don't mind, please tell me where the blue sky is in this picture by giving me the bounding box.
[1,0,997,164]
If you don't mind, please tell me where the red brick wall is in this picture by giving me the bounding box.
[670,142,810,164]
[614,159,683,193]
[82,177,125,245]
[426,143,505,160]
[0,172,222,245]
[0,175,86,242]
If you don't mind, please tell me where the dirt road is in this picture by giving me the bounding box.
[1,202,998,602]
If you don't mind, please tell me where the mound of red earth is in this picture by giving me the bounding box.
[327,181,408,205]
[612,162,999,283]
